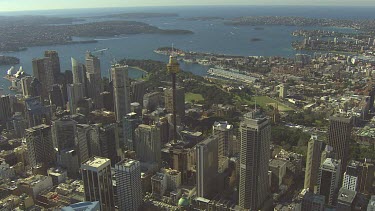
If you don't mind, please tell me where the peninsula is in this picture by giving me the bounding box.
[0,16,193,52]
[0,56,20,66]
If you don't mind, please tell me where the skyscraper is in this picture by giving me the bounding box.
[85,52,101,76]
[81,156,115,211]
[131,80,146,104]
[134,124,161,165]
[85,52,102,109]
[301,191,325,211]
[123,113,141,150]
[99,123,120,165]
[358,160,374,194]
[328,114,352,171]
[239,111,271,210]
[317,158,342,206]
[196,135,219,198]
[71,57,86,85]
[52,116,77,152]
[44,50,61,81]
[213,121,234,157]
[0,95,12,123]
[304,135,324,191]
[115,159,142,211]
[76,124,91,164]
[25,96,51,127]
[86,72,102,109]
[342,161,360,191]
[25,124,55,168]
[49,84,65,109]
[67,83,85,114]
[111,64,131,122]
[32,57,54,98]
[21,76,33,97]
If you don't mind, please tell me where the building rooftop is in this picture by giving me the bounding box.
[269,159,287,168]
[19,174,50,187]
[82,156,110,169]
[61,201,99,211]
[25,124,50,132]
[337,187,356,204]
[116,158,139,168]
[213,121,233,130]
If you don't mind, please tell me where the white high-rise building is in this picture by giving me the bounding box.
[342,161,360,191]
[111,64,130,122]
[115,159,142,211]
[239,111,271,210]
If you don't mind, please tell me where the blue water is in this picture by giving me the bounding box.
[0,6,373,95]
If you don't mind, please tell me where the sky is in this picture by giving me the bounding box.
[0,0,375,12]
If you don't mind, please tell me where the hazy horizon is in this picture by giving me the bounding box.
[1,0,375,12]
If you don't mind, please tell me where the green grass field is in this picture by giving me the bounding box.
[185,92,204,103]
[252,96,294,112]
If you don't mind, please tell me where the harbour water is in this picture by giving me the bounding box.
[0,5,374,94]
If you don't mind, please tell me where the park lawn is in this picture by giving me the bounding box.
[252,96,294,112]
[185,92,204,103]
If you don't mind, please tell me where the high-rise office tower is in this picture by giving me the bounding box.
[317,158,342,206]
[85,52,101,76]
[358,160,374,194]
[131,80,145,104]
[196,135,219,198]
[86,72,102,109]
[76,124,90,164]
[99,123,120,165]
[328,114,352,171]
[25,96,51,127]
[213,121,234,157]
[44,50,61,81]
[85,52,102,108]
[301,191,325,211]
[32,57,54,98]
[52,117,80,177]
[135,124,161,165]
[239,111,271,210]
[81,156,115,211]
[30,78,43,97]
[342,161,360,191]
[164,86,185,118]
[304,135,324,191]
[67,83,85,114]
[21,76,33,97]
[71,57,86,85]
[115,159,142,211]
[52,116,77,152]
[12,112,27,138]
[0,95,12,123]
[49,84,65,109]
[25,124,55,168]
[171,148,190,185]
[123,113,141,150]
[111,64,130,122]
[101,91,114,112]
